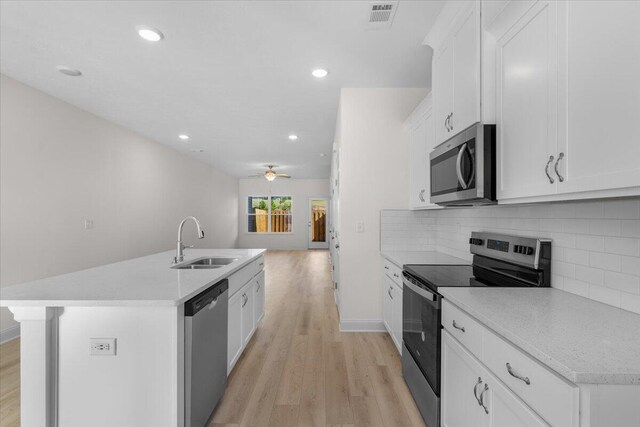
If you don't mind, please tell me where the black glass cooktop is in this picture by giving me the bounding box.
[403,264,477,291]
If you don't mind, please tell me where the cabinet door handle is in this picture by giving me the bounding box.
[506,362,531,385]
[241,293,247,307]
[444,114,449,131]
[393,273,400,278]
[256,282,260,292]
[450,112,454,130]
[479,384,489,414]
[473,377,483,405]
[452,320,465,333]
[545,155,555,184]
[388,287,393,300]
[554,152,565,182]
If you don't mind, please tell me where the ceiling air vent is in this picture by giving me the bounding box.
[366,1,398,30]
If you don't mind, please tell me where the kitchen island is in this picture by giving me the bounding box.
[0,248,265,427]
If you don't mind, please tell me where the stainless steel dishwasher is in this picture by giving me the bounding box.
[185,279,228,427]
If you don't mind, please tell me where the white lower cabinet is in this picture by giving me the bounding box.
[442,330,489,427]
[227,261,265,374]
[382,262,402,354]
[442,330,549,427]
[254,270,265,323]
[227,290,243,372]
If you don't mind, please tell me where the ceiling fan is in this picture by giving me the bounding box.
[249,165,291,181]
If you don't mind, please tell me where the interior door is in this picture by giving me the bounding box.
[308,198,329,249]
[496,0,558,201]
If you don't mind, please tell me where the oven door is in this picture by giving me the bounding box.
[402,274,442,395]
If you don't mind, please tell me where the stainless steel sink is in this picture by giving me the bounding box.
[172,257,239,269]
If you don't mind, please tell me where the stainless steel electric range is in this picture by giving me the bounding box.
[401,232,552,427]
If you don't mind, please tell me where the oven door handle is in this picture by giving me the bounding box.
[456,143,468,189]
[403,275,439,304]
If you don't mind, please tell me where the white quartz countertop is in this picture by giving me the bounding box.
[440,287,640,385]
[0,249,265,307]
[381,250,468,267]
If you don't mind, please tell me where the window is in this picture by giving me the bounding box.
[247,195,292,233]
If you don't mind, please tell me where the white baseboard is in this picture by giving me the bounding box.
[0,324,20,344]
[339,319,385,332]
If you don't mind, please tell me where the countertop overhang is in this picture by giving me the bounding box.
[0,249,266,307]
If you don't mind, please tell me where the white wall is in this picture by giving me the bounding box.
[237,178,329,250]
[0,75,239,338]
[336,88,427,326]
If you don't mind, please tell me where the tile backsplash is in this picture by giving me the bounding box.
[380,197,640,314]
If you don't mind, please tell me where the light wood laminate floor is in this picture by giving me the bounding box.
[0,250,425,427]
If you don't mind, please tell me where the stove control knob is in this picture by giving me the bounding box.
[469,238,484,246]
[526,246,534,255]
[514,245,521,253]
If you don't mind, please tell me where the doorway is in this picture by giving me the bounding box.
[308,198,329,249]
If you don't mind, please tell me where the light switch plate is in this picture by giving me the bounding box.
[90,338,116,356]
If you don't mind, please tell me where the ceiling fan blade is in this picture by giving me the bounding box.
[275,174,291,178]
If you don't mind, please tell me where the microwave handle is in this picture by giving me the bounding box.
[456,143,475,190]
[456,143,468,189]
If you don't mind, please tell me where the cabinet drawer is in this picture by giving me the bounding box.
[228,261,257,297]
[442,300,483,358]
[483,330,578,427]
[254,255,265,276]
[383,259,403,286]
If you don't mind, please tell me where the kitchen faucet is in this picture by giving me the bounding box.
[173,216,205,264]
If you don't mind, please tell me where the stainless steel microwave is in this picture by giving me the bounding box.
[429,123,496,205]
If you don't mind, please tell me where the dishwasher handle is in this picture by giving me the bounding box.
[185,279,229,316]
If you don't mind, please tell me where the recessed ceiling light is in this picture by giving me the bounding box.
[312,68,328,78]
[320,153,326,157]
[178,134,190,141]
[288,134,299,141]
[56,66,82,77]
[136,26,164,42]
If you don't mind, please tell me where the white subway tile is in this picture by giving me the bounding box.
[620,256,640,276]
[575,235,605,252]
[589,219,621,236]
[574,201,604,219]
[562,219,590,234]
[563,278,589,297]
[621,220,640,238]
[603,199,640,219]
[590,252,621,271]
[589,285,621,307]
[604,271,640,294]
[604,237,640,256]
[554,261,576,278]
[620,293,640,315]
[565,248,590,266]
[575,266,604,286]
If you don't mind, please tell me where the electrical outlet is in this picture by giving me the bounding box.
[84,219,94,230]
[90,338,116,356]
[355,220,364,233]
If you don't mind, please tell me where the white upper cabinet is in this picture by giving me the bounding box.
[434,39,456,145]
[495,0,559,200]
[406,94,441,209]
[490,0,640,203]
[429,1,483,146]
[557,1,640,196]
